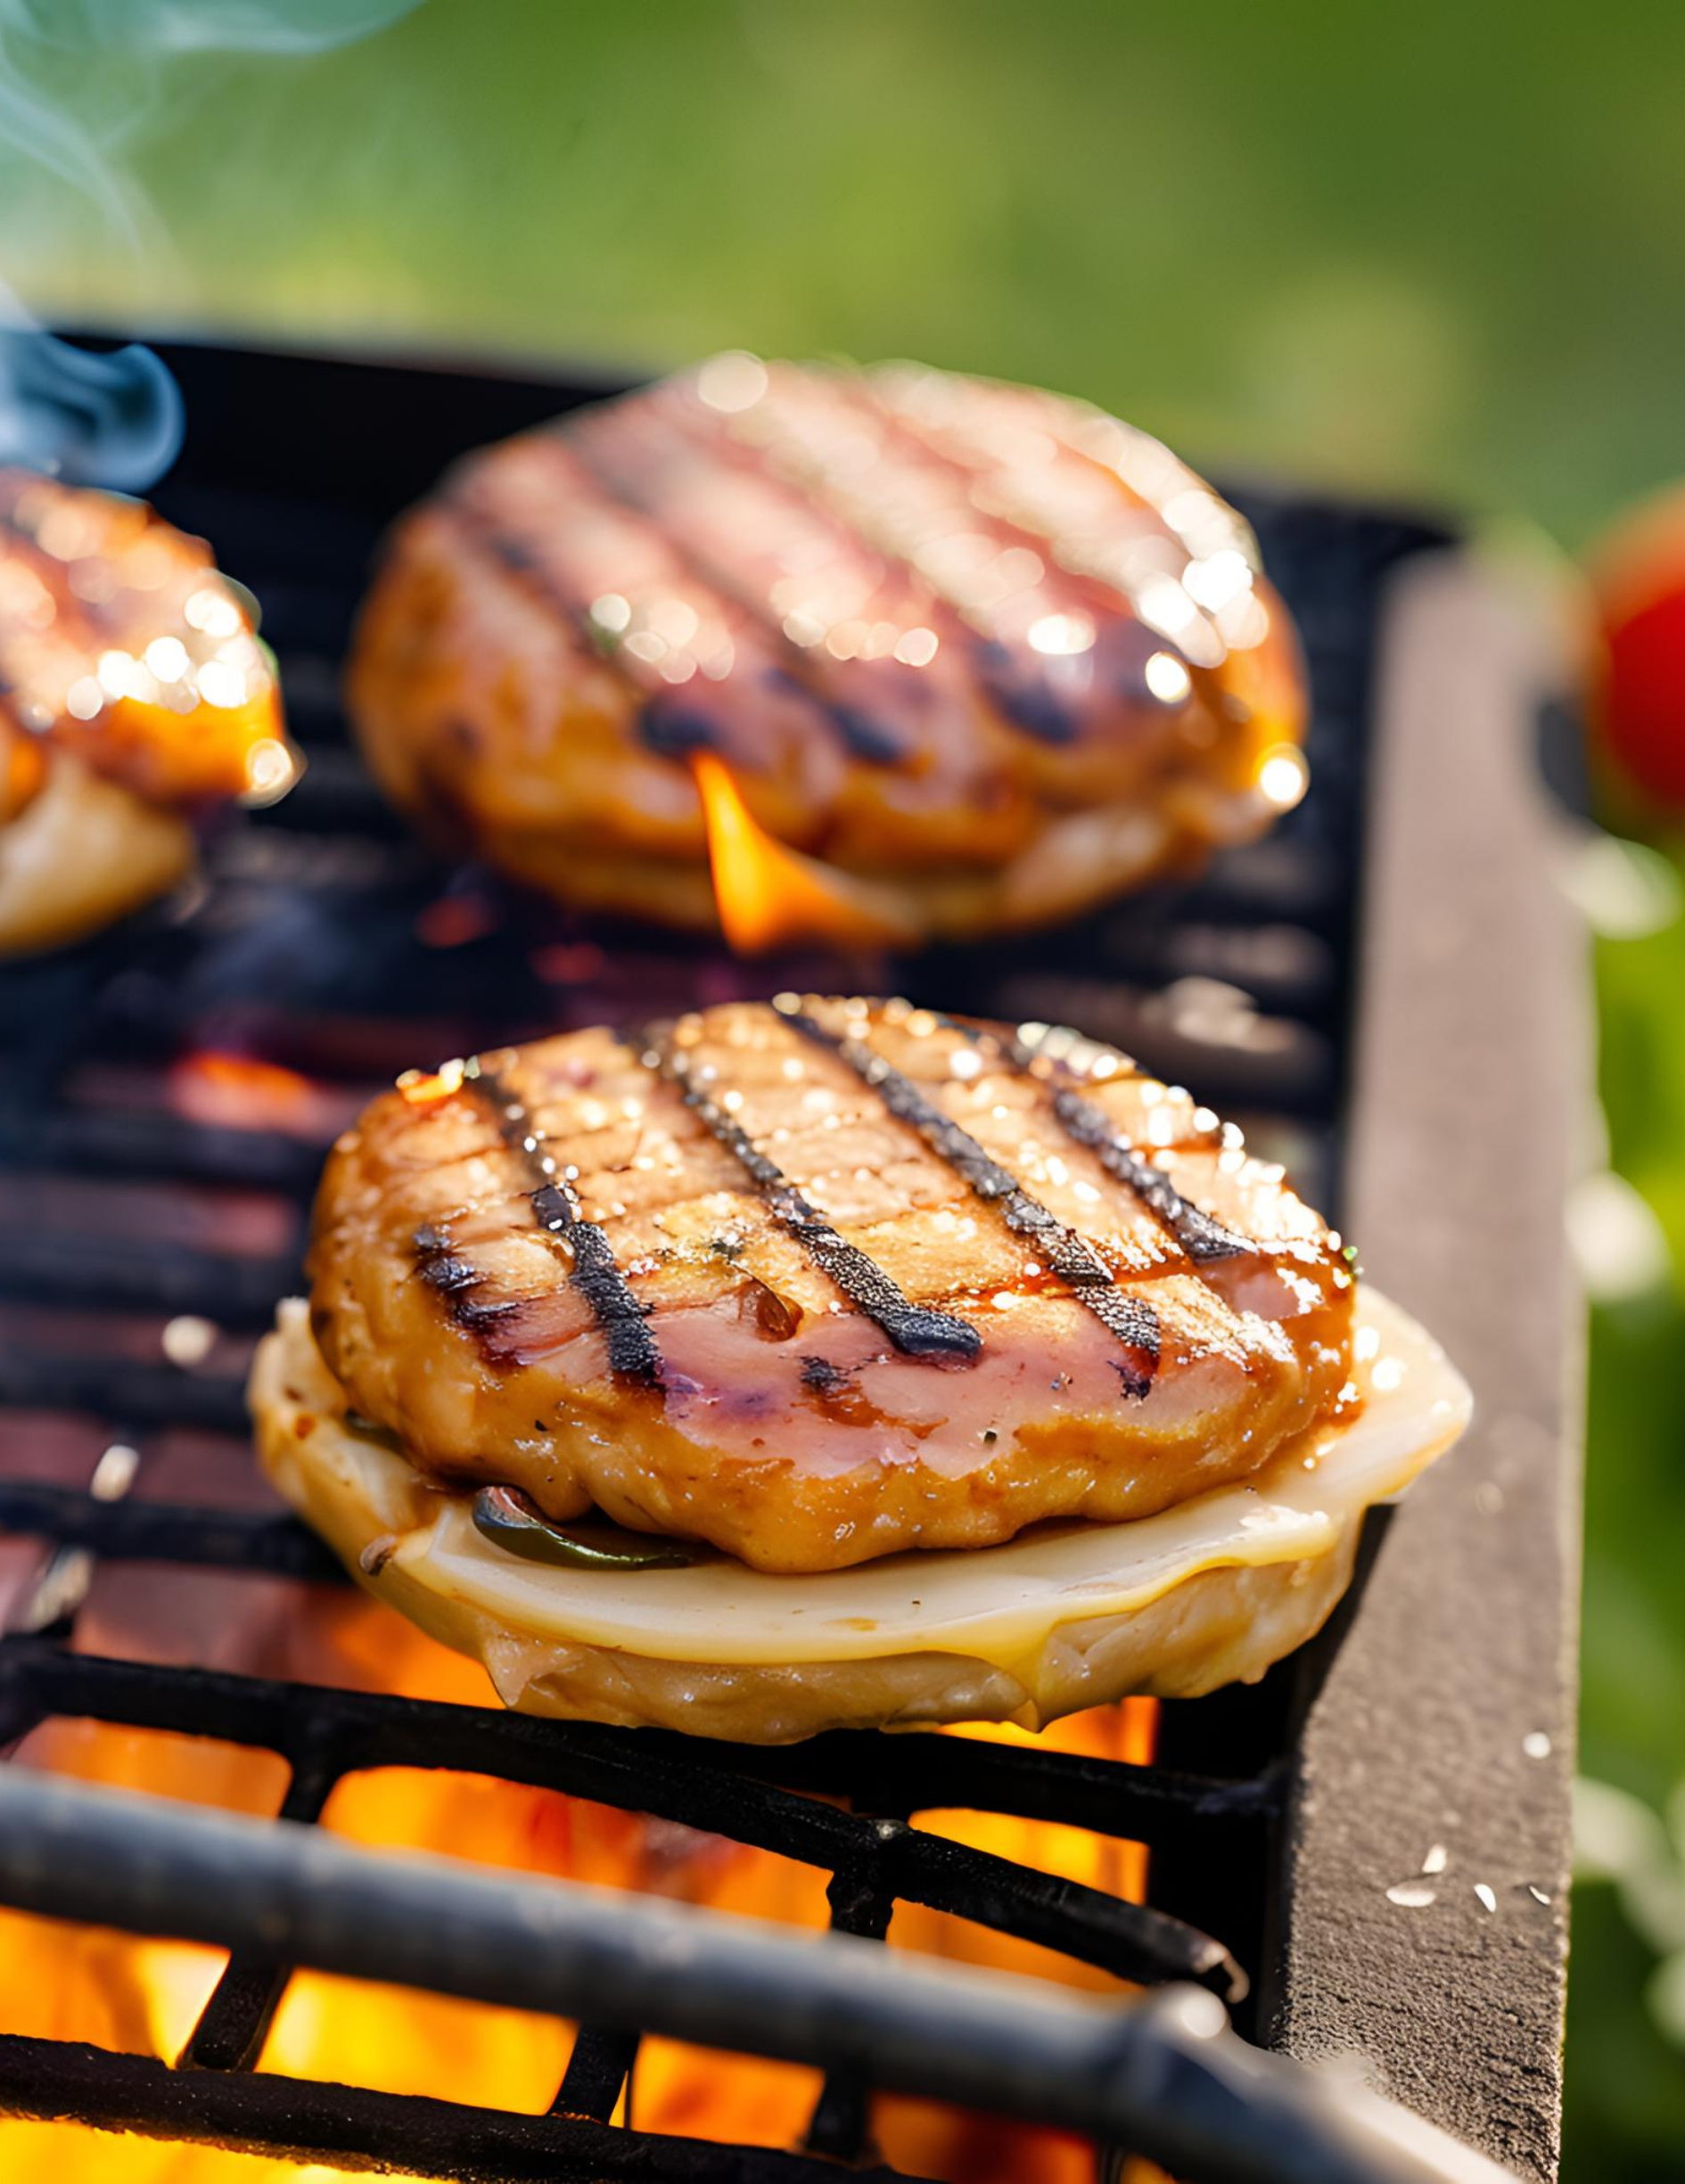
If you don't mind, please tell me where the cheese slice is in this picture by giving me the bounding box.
[251,1288,1468,1740]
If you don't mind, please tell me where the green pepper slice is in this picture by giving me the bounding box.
[471,1485,698,1571]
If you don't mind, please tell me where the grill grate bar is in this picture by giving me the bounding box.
[0,1486,342,1581]
[0,2035,931,2184]
[804,1850,900,2163]
[0,1638,1242,1999]
[0,1236,301,1324]
[671,1728,1281,1843]
[551,2025,639,2125]
[0,1111,326,1194]
[0,1356,251,1433]
[0,1631,1273,1843]
[179,1745,341,2073]
[0,1769,1516,2184]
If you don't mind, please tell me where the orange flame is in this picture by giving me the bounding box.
[690,751,914,954]
[0,1579,1157,2184]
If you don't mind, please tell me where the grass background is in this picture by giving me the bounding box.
[4,3,1685,2174]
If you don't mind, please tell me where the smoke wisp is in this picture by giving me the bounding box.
[0,0,423,489]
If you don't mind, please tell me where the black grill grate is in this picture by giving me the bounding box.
[0,338,1458,2183]
[0,1639,1268,2180]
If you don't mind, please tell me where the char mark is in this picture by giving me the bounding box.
[778,1004,1159,1394]
[464,1061,663,1385]
[415,1223,481,1300]
[824,701,905,765]
[562,436,911,769]
[1048,1084,1252,1261]
[413,1222,521,1340]
[759,673,902,765]
[448,499,663,725]
[485,535,537,576]
[449,500,587,640]
[973,640,1078,743]
[969,1026,1254,1263]
[637,1026,981,1365]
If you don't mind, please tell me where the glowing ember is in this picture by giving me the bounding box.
[690,750,914,953]
[168,1051,336,1139]
[414,892,501,948]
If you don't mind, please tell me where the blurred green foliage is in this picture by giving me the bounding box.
[5,0,1685,544]
[1568,887,1685,2180]
[4,3,1685,2175]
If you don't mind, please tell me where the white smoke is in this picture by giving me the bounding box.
[0,0,423,487]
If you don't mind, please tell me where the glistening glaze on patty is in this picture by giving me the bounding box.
[308,999,1354,1573]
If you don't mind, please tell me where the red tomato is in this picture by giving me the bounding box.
[1590,484,1685,808]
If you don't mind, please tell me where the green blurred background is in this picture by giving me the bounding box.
[5,2,1685,2175]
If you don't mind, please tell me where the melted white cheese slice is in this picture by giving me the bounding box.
[261,1288,1468,1669]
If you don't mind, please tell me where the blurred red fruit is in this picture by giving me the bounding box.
[1590,483,1685,808]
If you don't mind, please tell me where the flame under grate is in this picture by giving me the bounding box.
[0,339,1455,2183]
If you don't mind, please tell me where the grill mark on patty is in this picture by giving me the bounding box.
[552,427,908,767]
[637,1024,982,1365]
[860,371,1234,669]
[414,1222,479,1298]
[412,1220,521,1338]
[777,1002,1160,1397]
[446,366,1227,785]
[443,503,596,644]
[823,376,1119,743]
[0,492,152,679]
[627,407,980,765]
[702,373,1109,746]
[463,1057,663,1385]
[449,487,861,771]
[442,502,682,741]
[959,1022,1254,1264]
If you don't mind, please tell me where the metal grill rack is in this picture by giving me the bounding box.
[0,1640,1270,2180]
[0,338,1582,2182]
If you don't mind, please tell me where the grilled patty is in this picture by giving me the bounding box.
[308,999,1354,1574]
[0,471,291,953]
[347,360,1308,941]
[0,469,284,812]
